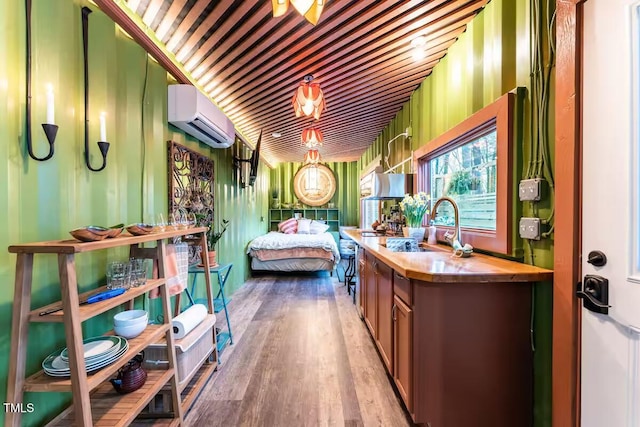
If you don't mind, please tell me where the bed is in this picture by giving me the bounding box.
[247,231,341,272]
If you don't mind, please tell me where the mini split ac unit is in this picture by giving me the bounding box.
[168,84,235,148]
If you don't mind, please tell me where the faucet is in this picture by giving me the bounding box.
[430,196,462,248]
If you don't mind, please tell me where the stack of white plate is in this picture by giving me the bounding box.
[42,336,129,377]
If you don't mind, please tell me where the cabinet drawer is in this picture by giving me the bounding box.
[393,271,412,305]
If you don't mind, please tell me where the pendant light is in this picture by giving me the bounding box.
[301,128,323,147]
[303,149,321,165]
[272,0,325,26]
[292,75,325,120]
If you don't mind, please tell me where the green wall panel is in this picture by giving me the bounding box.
[0,1,269,425]
[358,1,553,426]
[270,161,359,227]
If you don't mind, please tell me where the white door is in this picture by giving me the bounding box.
[582,1,640,425]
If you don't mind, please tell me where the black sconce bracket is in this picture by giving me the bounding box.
[82,6,109,172]
[25,0,57,162]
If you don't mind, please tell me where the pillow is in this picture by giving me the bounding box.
[297,218,311,234]
[309,220,330,234]
[278,217,298,234]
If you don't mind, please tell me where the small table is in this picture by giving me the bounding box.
[185,263,234,354]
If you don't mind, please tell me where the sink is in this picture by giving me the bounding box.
[380,241,433,252]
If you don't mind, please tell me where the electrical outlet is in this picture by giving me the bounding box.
[519,217,541,240]
[519,178,544,201]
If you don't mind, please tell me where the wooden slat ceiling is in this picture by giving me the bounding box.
[126,0,489,163]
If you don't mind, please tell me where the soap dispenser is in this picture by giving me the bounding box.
[427,220,437,245]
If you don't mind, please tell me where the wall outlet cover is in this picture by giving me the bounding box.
[519,217,541,240]
[519,178,544,201]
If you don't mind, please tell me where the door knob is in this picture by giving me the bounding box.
[576,274,611,314]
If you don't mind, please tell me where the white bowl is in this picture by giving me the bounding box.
[114,322,147,339]
[113,310,148,327]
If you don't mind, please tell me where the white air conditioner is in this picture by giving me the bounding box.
[168,84,235,148]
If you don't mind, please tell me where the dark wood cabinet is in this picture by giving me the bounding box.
[393,295,412,412]
[376,260,393,372]
[363,251,377,336]
[361,256,533,426]
[358,250,366,318]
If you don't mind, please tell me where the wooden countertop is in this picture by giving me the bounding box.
[344,229,553,283]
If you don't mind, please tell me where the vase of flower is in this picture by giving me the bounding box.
[402,226,426,241]
[399,192,430,241]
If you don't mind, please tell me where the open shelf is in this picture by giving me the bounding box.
[9,227,208,254]
[24,324,170,393]
[131,419,180,427]
[30,279,165,323]
[46,369,175,427]
[269,208,341,232]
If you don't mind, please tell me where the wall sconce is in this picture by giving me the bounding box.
[82,6,109,172]
[25,0,57,161]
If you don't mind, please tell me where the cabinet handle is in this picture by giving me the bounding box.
[394,272,405,280]
[392,304,397,321]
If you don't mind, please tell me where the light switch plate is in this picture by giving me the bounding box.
[519,217,541,240]
[519,178,544,201]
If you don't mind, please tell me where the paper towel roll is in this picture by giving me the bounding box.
[172,304,208,339]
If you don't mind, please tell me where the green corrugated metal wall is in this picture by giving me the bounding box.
[358,1,553,426]
[270,161,360,227]
[0,1,268,425]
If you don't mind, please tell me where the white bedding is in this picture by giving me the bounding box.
[247,232,340,261]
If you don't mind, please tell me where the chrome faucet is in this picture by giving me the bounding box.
[430,196,462,248]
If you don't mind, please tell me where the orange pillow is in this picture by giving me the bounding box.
[278,217,298,234]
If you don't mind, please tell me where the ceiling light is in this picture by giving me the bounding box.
[272,132,282,138]
[272,0,325,25]
[301,128,323,147]
[303,149,321,165]
[292,75,325,120]
[410,36,427,62]
[412,49,425,62]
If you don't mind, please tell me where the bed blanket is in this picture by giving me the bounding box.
[247,232,340,262]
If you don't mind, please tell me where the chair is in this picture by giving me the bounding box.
[338,239,357,303]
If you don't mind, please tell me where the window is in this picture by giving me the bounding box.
[414,92,515,255]
[430,130,498,230]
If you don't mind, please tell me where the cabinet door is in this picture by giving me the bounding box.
[364,252,377,336]
[376,261,394,372]
[358,255,366,317]
[394,295,413,412]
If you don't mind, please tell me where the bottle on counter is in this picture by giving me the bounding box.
[427,221,437,245]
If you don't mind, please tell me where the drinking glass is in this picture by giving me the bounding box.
[129,258,147,287]
[107,261,129,290]
[186,212,197,228]
[155,213,167,232]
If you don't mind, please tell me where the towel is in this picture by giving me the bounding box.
[150,244,186,299]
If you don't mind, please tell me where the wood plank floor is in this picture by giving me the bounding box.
[186,274,414,427]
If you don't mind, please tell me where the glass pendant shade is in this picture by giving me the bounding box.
[301,128,323,147]
[292,82,325,120]
[272,0,325,25]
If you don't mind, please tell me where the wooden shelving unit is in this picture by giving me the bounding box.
[5,227,217,427]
